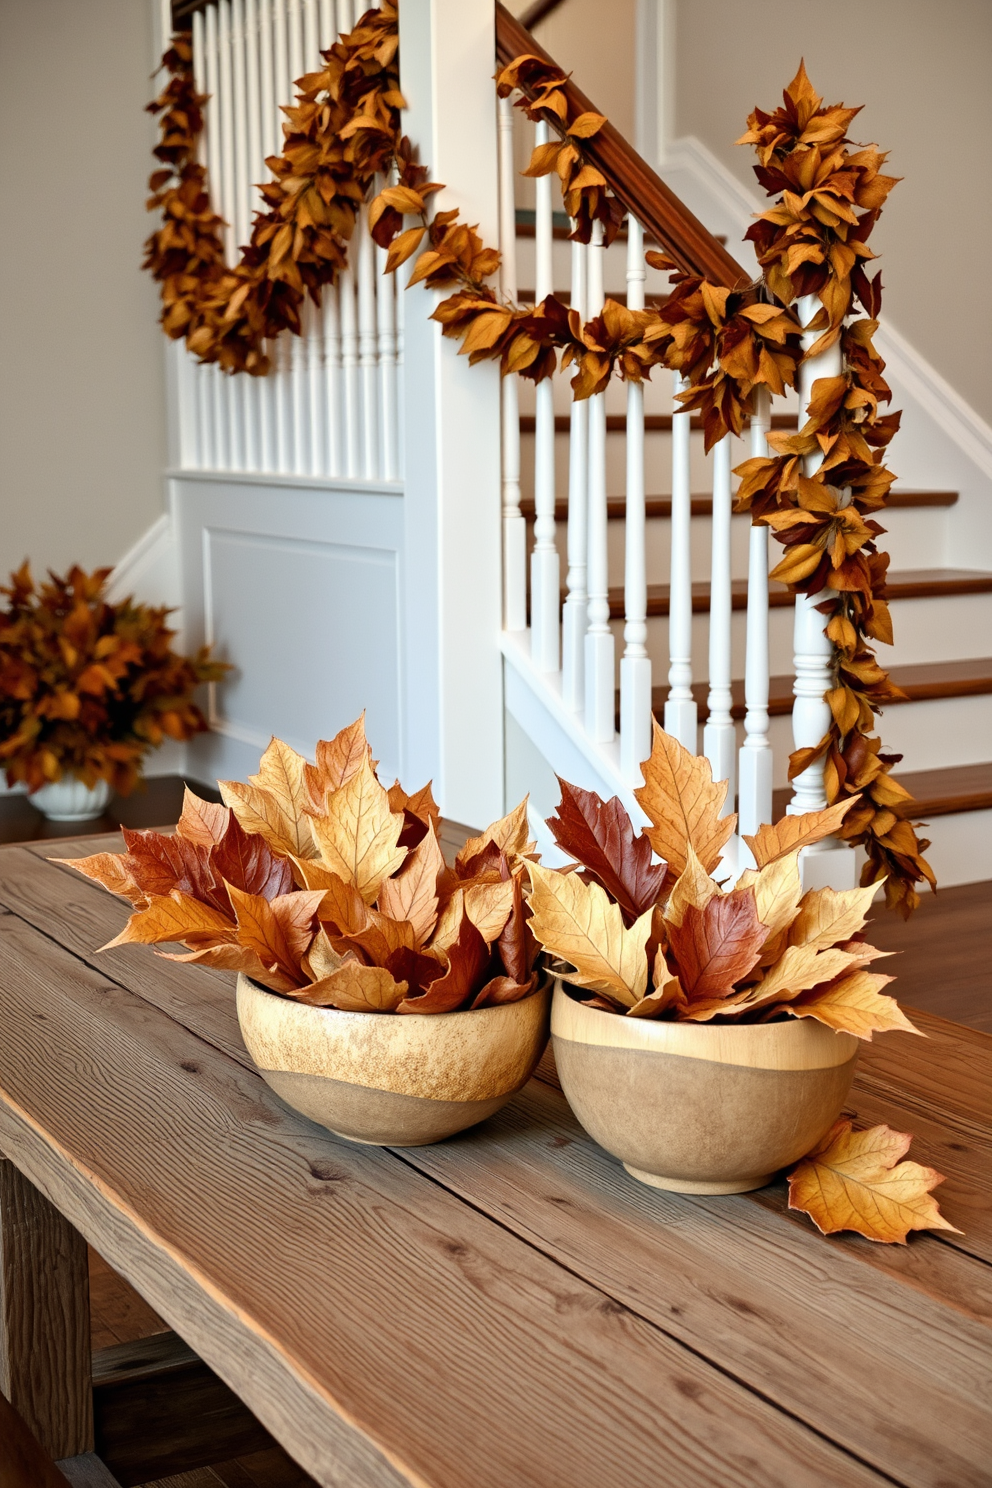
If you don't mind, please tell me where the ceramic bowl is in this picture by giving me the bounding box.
[237,973,551,1146]
[551,980,859,1193]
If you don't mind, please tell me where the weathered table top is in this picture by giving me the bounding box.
[0,833,989,1488]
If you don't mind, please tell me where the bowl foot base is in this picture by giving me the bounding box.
[623,1164,774,1195]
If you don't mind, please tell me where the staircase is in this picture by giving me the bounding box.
[497,5,992,889]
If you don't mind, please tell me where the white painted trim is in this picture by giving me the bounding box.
[166,467,403,496]
[661,135,760,230]
[106,513,175,603]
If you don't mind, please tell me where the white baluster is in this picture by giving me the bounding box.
[302,0,324,475]
[584,219,614,742]
[620,215,651,780]
[244,0,269,470]
[204,3,229,469]
[738,384,773,840]
[340,261,360,477]
[259,0,278,160]
[192,10,214,468]
[376,241,399,481]
[561,233,587,708]
[357,205,380,478]
[791,295,856,888]
[530,120,559,672]
[498,94,526,633]
[703,435,736,807]
[256,0,277,471]
[269,0,292,471]
[318,0,335,45]
[664,373,696,749]
[218,1,245,470]
[286,0,309,474]
[231,0,259,471]
[336,0,353,34]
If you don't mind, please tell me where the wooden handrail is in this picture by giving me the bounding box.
[495,2,750,290]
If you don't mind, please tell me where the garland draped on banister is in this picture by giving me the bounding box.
[143,2,934,915]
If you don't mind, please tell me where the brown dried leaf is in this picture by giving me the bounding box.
[525,861,651,1007]
[743,797,856,868]
[309,753,406,903]
[634,721,735,876]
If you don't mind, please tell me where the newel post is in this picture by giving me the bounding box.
[790,295,857,889]
[398,0,504,828]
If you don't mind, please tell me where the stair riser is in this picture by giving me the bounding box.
[633,591,992,677]
[765,694,992,787]
[529,504,952,585]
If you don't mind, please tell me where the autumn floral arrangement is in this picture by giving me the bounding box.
[61,715,539,1014]
[526,723,956,1244]
[0,563,226,795]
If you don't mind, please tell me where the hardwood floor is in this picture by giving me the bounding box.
[865,878,992,1035]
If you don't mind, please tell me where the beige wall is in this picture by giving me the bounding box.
[673,0,992,423]
[0,0,168,584]
[506,0,637,141]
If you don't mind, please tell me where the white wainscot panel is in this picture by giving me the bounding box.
[173,476,404,784]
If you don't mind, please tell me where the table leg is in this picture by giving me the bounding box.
[0,1156,93,1458]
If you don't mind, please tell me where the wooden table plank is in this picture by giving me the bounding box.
[0,912,892,1488]
[397,1079,992,1488]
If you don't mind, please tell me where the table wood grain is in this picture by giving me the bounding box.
[0,835,989,1488]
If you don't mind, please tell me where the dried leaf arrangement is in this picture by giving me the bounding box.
[0,564,226,795]
[526,723,957,1243]
[60,715,540,1015]
[143,16,931,912]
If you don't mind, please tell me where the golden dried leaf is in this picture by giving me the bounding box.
[101,892,234,950]
[743,797,856,868]
[220,778,313,861]
[176,788,230,846]
[309,754,406,903]
[634,721,735,877]
[788,881,879,951]
[787,1120,959,1243]
[248,738,316,858]
[734,851,803,941]
[376,822,444,943]
[788,969,921,1040]
[741,944,857,1012]
[463,877,517,944]
[526,861,651,1006]
[296,960,408,1012]
[56,852,148,909]
[455,798,535,870]
[663,844,721,928]
[304,713,372,808]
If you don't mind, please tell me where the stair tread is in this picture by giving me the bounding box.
[636,657,992,723]
[521,490,957,521]
[772,762,992,822]
[600,569,992,618]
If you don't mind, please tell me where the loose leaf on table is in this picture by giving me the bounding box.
[309,754,406,903]
[787,1120,960,1243]
[100,892,236,950]
[788,881,879,951]
[787,969,922,1039]
[546,777,668,923]
[667,888,767,1002]
[526,861,651,1007]
[376,822,444,943]
[303,713,373,808]
[743,797,856,868]
[295,959,409,1012]
[55,851,148,908]
[634,722,735,877]
[397,913,491,1014]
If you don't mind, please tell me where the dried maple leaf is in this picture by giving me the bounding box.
[227,885,325,987]
[249,738,317,858]
[101,892,235,951]
[176,788,230,846]
[526,861,651,1007]
[376,822,444,943]
[667,889,767,1003]
[743,797,856,868]
[734,853,803,943]
[546,777,667,924]
[634,722,736,877]
[455,798,534,871]
[296,960,409,1012]
[303,713,373,808]
[309,754,406,903]
[55,851,148,908]
[397,912,491,1014]
[220,777,317,861]
[787,968,921,1039]
[788,881,879,951]
[787,1120,959,1243]
[663,844,722,928]
[736,943,857,1014]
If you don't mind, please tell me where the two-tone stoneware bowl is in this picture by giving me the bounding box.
[551,980,859,1193]
[237,973,551,1146]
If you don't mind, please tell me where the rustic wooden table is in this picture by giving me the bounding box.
[0,832,989,1488]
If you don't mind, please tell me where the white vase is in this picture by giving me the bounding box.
[31,778,112,822]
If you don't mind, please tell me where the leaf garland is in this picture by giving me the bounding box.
[144,19,933,912]
[59,715,540,1015]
